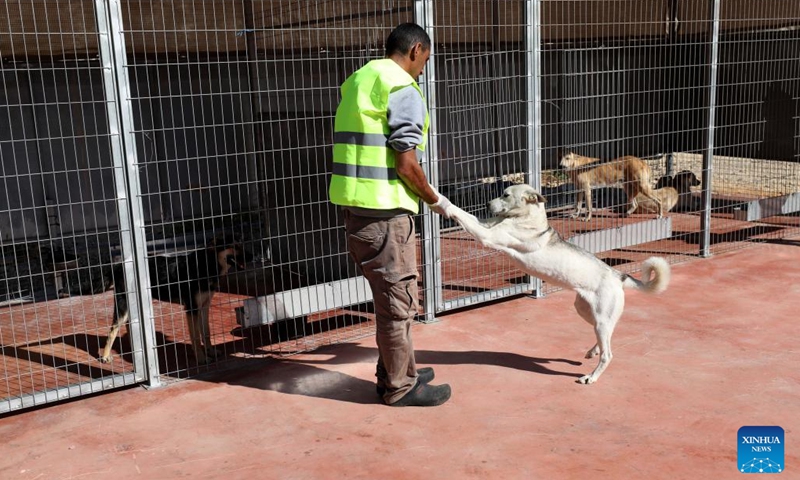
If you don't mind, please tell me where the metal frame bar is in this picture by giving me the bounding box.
[431,0,538,311]
[415,0,443,319]
[732,193,800,222]
[526,0,544,298]
[94,0,150,384]
[700,0,721,257]
[104,0,161,387]
[0,373,138,414]
[443,285,529,312]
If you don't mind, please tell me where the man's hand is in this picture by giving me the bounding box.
[428,192,452,219]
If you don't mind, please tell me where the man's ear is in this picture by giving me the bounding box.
[409,42,422,60]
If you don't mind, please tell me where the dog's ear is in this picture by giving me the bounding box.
[524,191,546,205]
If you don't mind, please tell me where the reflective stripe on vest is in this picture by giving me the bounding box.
[333,131,390,148]
[331,162,397,181]
[329,59,429,213]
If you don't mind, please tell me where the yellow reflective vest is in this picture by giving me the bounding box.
[329,58,430,213]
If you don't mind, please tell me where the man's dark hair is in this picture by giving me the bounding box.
[385,23,431,57]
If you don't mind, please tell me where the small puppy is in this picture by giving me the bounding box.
[445,184,670,384]
[560,152,662,221]
[633,170,701,214]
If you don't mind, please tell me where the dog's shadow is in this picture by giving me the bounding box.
[301,344,584,378]
[414,349,583,378]
[202,343,584,405]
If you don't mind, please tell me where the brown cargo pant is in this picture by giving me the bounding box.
[343,209,419,404]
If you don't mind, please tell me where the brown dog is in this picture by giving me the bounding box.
[560,152,662,221]
[633,170,701,214]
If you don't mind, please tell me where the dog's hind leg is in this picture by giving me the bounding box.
[574,294,599,359]
[186,310,209,365]
[631,182,663,218]
[575,290,624,385]
[624,192,638,218]
[578,319,614,384]
[199,304,221,361]
[99,293,128,363]
[195,291,220,361]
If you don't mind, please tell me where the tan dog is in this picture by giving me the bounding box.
[560,152,662,221]
[444,184,670,384]
[633,170,701,214]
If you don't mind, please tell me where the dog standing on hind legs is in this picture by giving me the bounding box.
[98,241,246,365]
[444,184,670,384]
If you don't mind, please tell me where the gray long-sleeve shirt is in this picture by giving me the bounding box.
[386,85,426,155]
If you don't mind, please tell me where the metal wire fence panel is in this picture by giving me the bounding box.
[2,0,800,408]
[534,0,687,294]
[533,0,800,293]
[113,1,419,382]
[0,0,145,414]
[434,0,534,309]
[703,1,800,253]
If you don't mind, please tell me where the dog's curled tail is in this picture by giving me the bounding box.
[622,257,670,294]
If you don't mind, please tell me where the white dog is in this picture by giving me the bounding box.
[444,184,670,384]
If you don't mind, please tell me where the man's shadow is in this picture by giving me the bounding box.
[203,343,584,405]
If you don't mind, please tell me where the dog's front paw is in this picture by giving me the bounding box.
[576,375,596,385]
[98,354,113,364]
[580,216,591,222]
[585,345,600,359]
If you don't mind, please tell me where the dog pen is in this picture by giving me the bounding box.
[1,0,799,414]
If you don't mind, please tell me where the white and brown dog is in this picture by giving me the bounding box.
[445,184,670,384]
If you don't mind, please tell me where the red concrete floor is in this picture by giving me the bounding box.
[1,241,799,479]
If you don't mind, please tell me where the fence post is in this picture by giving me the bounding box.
[415,0,443,320]
[526,0,545,297]
[700,0,721,258]
[241,0,274,253]
[100,0,162,387]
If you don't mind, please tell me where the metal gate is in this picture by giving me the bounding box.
[424,0,543,312]
[0,0,151,413]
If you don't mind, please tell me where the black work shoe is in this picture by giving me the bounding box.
[376,367,435,396]
[388,382,451,407]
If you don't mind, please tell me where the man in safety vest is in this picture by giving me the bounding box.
[329,23,452,407]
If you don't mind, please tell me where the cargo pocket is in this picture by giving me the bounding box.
[347,221,386,267]
[386,275,418,321]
